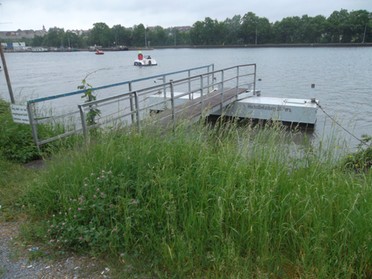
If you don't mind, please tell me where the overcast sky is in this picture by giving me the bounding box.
[0,0,371,31]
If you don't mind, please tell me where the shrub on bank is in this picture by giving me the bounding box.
[0,99,79,163]
[341,135,372,172]
[0,99,42,163]
[22,122,372,278]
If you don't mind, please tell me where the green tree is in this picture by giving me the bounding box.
[224,15,243,45]
[273,16,302,43]
[175,29,191,45]
[64,31,82,48]
[348,10,371,43]
[306,15,327,43]
[255,17,272,44]
[29,8,372,48]
[326,9,351,43]
[147,26,167,46]
[132,24,146,47]
[89,22,112,47]
[31,35,44,47]
[43,27,65,47]
[111,24,132,47]
[190,17,225,45]
[240,12,259,44]
[190,21,204,45]
[203,17,219,45]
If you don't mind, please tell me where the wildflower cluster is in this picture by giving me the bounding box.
[45,169,126,253]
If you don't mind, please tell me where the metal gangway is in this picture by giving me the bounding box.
[26,64,257,148]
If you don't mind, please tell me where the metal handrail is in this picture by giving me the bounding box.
[78,64,256,138]
[27,64,214,104]
[30,64,256,147]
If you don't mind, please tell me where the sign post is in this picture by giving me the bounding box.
[0,43,15,104]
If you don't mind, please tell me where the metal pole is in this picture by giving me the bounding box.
[220,71,224,111]
[27,102,41,152]
[128,82,135,124]
[200,75,204,111]
[188,70,191,99]
[0,43,15,103]
[236,66,240,89]
[78,104,89,142]
[170,80,175,131]
[134,92,140,131]
[253,64,256,95]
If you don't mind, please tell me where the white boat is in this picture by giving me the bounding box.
[134,52,157,66]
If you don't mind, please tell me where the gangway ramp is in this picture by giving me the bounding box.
[151,87,248,128]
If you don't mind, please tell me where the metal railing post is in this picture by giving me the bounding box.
[200,75,204,111]
[27,102,41,152]
[170,80,176,131]
[128,82,136,124]
[188,70,191,99]
[134,92,140,131]
[78,104,88,141]
[162,75,167,99]
[236,66,240,89]
[253,64,257,95]
[220,70,225,111]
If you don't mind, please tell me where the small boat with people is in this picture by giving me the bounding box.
[95,49,104,55]
[134,51,157,66]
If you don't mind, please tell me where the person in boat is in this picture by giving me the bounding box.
[138,52,143,60]
[147,55,151,59]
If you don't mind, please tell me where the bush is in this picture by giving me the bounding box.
[0,99,41,163]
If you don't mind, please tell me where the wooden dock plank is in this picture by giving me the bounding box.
[154,87,247,127]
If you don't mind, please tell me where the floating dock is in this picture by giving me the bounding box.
[148,90,318,126]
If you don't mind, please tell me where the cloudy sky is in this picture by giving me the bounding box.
[0,0,371,31]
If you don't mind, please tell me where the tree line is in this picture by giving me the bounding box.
[28,9,372,48]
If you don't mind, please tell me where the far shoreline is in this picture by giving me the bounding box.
[3,42,372,53]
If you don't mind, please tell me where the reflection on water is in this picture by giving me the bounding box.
[1,47,371,149]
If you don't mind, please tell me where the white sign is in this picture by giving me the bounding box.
[11,104,30,124]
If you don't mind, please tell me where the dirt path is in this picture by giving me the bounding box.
[0,222,111,279]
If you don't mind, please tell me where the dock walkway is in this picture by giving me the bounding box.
[154,88,247,128]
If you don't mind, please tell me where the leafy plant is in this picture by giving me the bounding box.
[45,169,126,253]
[0,99,41,163]
[78,78,100,126]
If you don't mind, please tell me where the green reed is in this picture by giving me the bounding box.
[23,121,372,278]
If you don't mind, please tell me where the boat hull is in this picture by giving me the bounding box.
[134,58,157,66]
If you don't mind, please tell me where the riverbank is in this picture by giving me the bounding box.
[3,42,372,53]
[14,122,372,278]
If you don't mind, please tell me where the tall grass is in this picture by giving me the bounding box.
[23,121,372,278]
[0,157,38,221]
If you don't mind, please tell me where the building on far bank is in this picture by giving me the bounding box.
[0,26,47,41]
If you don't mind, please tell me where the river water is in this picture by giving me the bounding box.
[1,47,371,149]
